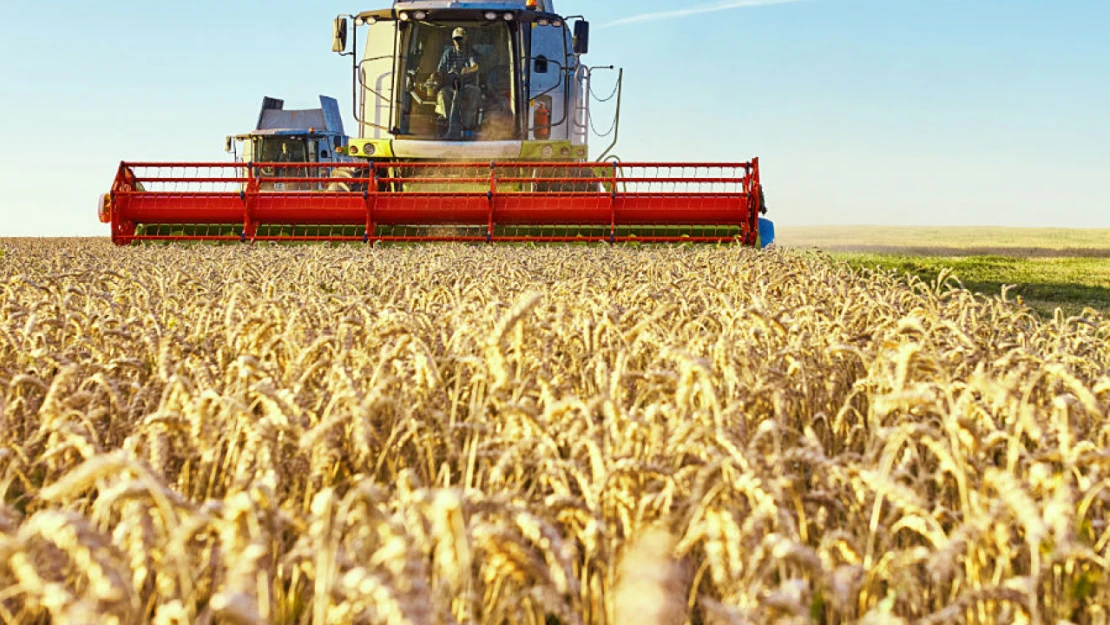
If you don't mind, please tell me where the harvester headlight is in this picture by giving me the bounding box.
[413,10,427,20]
[552,20,562,27]
[349,144,359,155]
[484,11,498,20]
[399,12,410,21]
[503,12,514,21]
[363,144,376,156]
[560,147,571,157]
[538,19,550,26]
[541,145,554,158]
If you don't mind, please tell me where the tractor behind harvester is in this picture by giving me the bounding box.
[225,96,351,175]
[100,0,773,246]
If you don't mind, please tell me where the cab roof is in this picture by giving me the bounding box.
[393,0,553,13]
[251,96,345,137]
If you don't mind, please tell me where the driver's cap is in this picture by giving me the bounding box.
[452,27,467,40]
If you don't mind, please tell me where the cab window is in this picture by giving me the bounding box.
[395,20,517,140]
[255,137,309,162]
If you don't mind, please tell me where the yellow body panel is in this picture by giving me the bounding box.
[345,139,586,162]
[346,138,394,159]
[518,140,587,161]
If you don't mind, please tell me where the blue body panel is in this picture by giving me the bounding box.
[759,218,775,249]
[320,96,345,137]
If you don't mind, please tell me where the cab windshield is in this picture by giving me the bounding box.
[396,20,516,140]
[254,137,309,162]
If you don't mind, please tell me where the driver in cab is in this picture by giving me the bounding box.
[431,27,481,139]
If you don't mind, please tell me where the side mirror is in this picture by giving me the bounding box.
[224,136,233,153]
[534,55,549,74]
[573,20,589,55]
[332,17,349,53]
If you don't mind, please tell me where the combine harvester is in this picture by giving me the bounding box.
[224,96,351,175]
[100,0,772,246]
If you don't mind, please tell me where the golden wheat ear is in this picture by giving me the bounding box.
[1,240,1107,625]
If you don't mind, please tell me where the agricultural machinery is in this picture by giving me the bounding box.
[100,0,773,246]
[225,96,351,176]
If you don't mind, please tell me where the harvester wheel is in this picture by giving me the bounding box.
[97,194,112,224]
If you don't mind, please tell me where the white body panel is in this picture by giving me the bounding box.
[361,21,398,139]
[571,66,588,147]
[527,20,568,141]
[394,1,555,11]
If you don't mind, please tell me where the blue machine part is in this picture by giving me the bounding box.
[759,218,776,249]
[254,96,345,138]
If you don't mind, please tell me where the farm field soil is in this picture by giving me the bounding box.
[1,238,1109,625]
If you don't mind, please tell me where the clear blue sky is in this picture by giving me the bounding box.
[1,0,1108,235]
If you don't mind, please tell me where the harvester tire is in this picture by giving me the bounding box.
[97,194,112,224]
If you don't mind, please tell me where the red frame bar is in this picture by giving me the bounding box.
[106,160,763,246]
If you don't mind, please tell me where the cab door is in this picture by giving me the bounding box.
[527,19,568,141]
[360,19,398,139]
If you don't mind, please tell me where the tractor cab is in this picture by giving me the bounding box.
[225,96,350,166]
[224,96,351,190]
[334,1,592,161]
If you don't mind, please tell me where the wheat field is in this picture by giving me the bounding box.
[1,239,1108,625]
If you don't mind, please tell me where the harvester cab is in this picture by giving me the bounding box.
[333,0,594,162]
[100,0,772,246]
[225,96,351,186]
